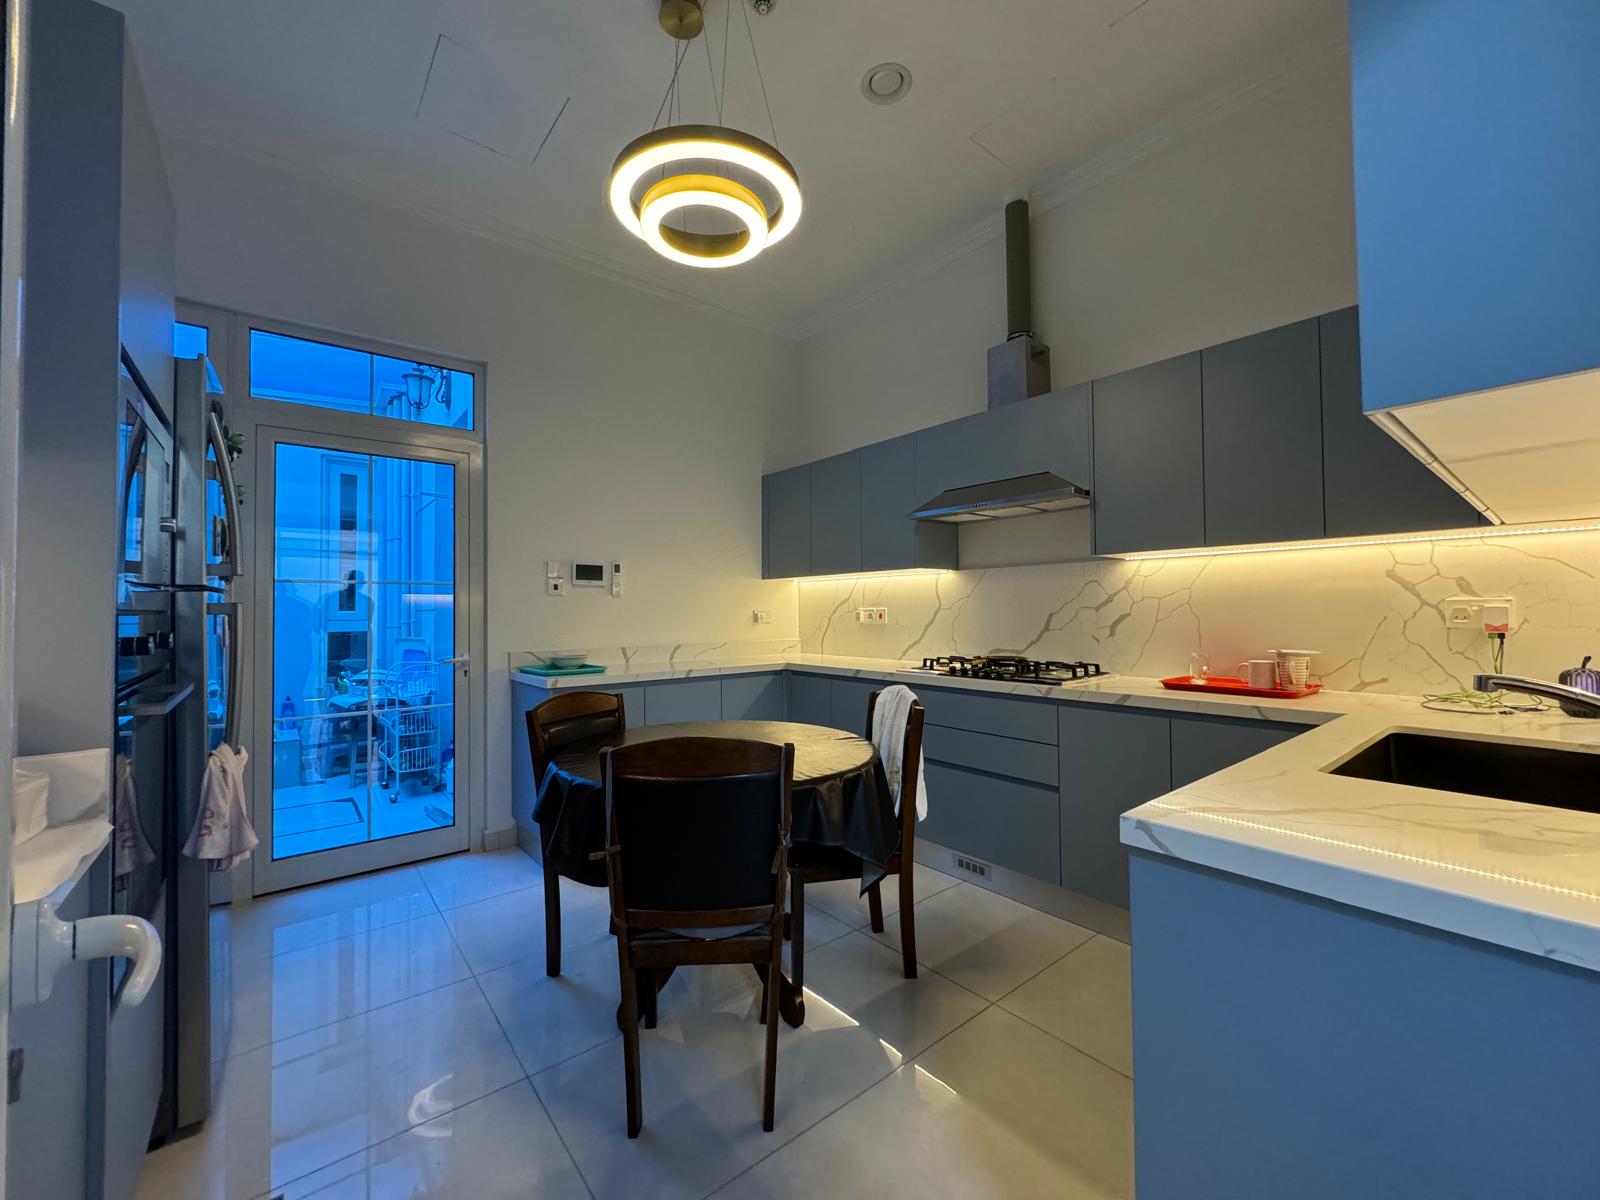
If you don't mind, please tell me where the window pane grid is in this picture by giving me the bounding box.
[250,329,475,430]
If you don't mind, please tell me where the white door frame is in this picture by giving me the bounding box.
[251,425,476,893]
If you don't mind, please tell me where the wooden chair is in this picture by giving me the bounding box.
[789,691,923,996]
[597,737,794,1137]
[527,690,626,976]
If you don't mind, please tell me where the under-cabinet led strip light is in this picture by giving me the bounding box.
[1112,518,1600,562]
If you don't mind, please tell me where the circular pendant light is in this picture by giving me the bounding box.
[608,1,801,270]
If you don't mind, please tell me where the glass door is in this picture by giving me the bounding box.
[253,430,470,892]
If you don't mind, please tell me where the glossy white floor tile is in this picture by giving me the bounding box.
[803,864,960,930]
[714,1007,1134,1199]
[214,912,472,1060]
[532,981,905,1200]
[477,932,626,1075]
[417,847,542,911]
[873,879,1096,1000]
[271,1081,589,1200]
[222,865,438,961]
[141,849,1139,1200]
[151,980,525,1199]
[796,931,988,1059]
[440,872,613,974]
[999,934,1133,1077]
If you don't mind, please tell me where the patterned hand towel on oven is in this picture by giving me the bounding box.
[183,743,259,870]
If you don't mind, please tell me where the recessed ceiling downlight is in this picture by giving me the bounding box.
[861,62,912,105]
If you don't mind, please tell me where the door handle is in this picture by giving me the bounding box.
[10,900,163,1011]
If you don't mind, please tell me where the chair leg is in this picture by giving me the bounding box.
[897,866,918,979]
[542,840,562,978]
[762,955,781,1132]
[616,940,643,1138]
[641,970,658,1030]
[866,880,885,933]
[789,875,806,994]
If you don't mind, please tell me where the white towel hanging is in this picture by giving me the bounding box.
[872,684,928,821]
[183,744,258,871]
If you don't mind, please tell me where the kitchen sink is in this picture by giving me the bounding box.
[1328,732,1600,814]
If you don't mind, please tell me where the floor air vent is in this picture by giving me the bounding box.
[953,854,992,880]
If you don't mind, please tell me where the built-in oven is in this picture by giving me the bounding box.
[115,361,179,932]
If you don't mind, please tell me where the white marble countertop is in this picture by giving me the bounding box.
[511,652,1423,724]
[513,649,1600,966]
[1122,705,1600,972]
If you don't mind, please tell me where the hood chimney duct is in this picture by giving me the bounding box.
[988,199,1051,407]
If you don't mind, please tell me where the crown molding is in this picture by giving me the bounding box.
[158,123,806,341]
[795,33,1351,340]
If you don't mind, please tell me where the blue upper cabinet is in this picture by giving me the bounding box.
[1349,0,1600,412]
[859,434,957,572]
[809,451,862,576]
[1201,319,1324,546]
[1091,352,1205,555]
[762,464,811,578]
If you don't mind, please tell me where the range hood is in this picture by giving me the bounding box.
[911,472,1090,523]
[912,200,1092,524]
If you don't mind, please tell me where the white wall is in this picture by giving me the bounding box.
[794,55,1358,463]
[164,139,801,838]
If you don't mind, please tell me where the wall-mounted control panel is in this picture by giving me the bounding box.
[546,558,622,597]
[571,560,607,587]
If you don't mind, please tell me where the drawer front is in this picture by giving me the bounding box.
[786,673,833,727]
[1169,715,1302,789]
[720,673,786,721]
[643,678,722,726]
[916,686,1059,745]
[921,762,1061,884]
[923,724,1058,787]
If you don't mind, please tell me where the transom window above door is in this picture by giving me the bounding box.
[249,328,475,430]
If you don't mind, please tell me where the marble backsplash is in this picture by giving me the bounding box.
[797,529,1600,696]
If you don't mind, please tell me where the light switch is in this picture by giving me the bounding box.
[546,577,565,596]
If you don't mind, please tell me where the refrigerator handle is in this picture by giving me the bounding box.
[208,601,242,750]
[207,404,243,579]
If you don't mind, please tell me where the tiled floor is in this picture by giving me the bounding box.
[137,850,1134,1200]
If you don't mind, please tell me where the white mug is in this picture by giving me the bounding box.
[1235,659,1277,689]
[1273,648,1319,689]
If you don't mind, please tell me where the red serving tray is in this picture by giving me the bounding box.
[1160,675,1322,700]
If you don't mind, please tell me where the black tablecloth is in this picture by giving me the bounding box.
[532,720,897,890]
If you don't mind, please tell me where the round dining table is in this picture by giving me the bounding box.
[532,719,898,1026]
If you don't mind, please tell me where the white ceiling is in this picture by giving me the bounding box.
[109,0,1348,335]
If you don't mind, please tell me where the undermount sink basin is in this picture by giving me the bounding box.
[1328,732,1600,814]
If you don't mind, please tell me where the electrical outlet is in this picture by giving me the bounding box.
[1443,595,1515,631]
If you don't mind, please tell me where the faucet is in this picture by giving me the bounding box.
[1472,673,1600,716]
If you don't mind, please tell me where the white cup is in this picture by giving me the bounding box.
[1273,648,1319,689]
[1236,659,1278,689]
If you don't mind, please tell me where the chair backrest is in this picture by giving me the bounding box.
[528,691,627,784]
[602,737,793,931]
[867,689,925,851]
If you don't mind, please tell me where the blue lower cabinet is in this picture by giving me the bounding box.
[786,673,832,727]
[1169,714,1302,789]
[1058,704,1172,908]
[642,678,722,725]
[828,677,880,736]
[920,761,1061,884]
[720,673,786,721]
